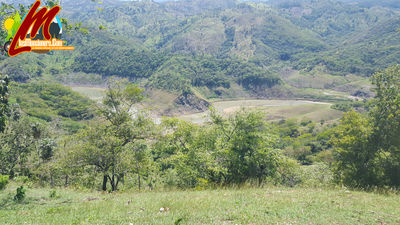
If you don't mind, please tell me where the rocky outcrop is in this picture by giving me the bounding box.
[173,92,210,112]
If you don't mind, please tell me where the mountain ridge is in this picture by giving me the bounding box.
[0,0,398,107]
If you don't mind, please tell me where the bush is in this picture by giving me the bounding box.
[296,163,334,187]
[49,190,58,199]
[275,157,301,187]
[0,175,9,190]
[275,161,334,187]
[14,186,26,203]
[14,176,29,183]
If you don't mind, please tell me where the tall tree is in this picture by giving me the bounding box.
[332,65,400,187]
[370,65,400,150]
[370,65,400,186]
[72,79,153,191]
[0,75,9,133]
[210,108,281,185]
[153,118,219,188]
[331,111,374,186]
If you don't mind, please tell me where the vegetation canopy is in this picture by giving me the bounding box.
[0,0,400,224]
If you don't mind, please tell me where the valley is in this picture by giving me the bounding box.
[179,99,342,124]
[70,85,344,124]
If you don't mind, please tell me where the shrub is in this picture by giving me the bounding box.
[275,157,301,187]
[0,175,9,190]
[49,190,58,199]
[14,176,29,183]
[296,163,334,187]
[14,186,26,203]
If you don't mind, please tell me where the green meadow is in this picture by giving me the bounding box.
[1,182,399,225]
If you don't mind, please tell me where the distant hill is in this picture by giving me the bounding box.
[336,0,400,8]
[1,0,399,100]
[60,0,399,74]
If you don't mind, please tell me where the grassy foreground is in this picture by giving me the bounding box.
[1,183,400,225]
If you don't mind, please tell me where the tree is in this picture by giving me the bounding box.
[153,118,219,188]
[331,65,400,187]
[210,108,281,185]
[0,117,46,177]
[75,124,124,191]
[0,75,9,133]
[330,111,374,187]
[124,141,152,191]
[370,65,400,186]
[71,79,153,191]
[38,138,57,162]
[370,65,400,149]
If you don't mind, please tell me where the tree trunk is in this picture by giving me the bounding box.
[138,166,141,191]
[112,175,115,191]
[64,175,69,187]
[116,175,120,191]
[39,174,43,186]
[120,173,125,185]
[259,166,265,187]
[50,174,54,187]
[108,174,118,192]
[102,175,108,191]
[258,176,263,187]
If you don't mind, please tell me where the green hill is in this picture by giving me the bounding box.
[61,0,400,77]
[1,0,399,101]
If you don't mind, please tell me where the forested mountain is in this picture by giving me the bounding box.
[1,0,399,100]
[337,0,400,8]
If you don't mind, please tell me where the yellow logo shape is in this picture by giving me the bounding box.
[2,16,14,32]
[4,18,14,31]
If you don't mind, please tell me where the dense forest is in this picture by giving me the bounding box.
[1,65,399,191]
[0,0,399,195]
[1,0,400,96]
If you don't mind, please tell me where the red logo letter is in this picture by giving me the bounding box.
[8,0,60,57]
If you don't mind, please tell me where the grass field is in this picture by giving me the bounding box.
[283,70,366,91]
[1,183,399,224]
[70,86,106,102]
[179,100,343,124]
